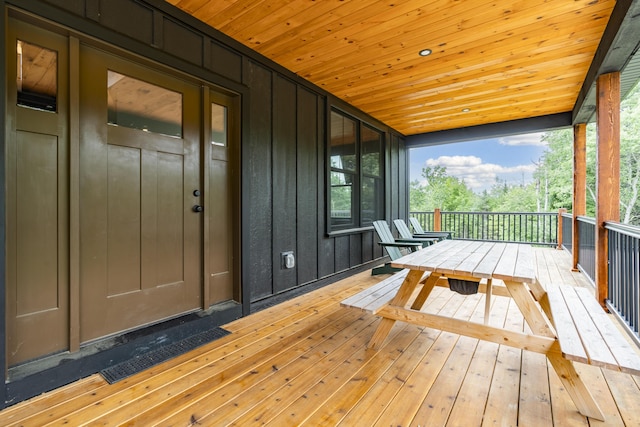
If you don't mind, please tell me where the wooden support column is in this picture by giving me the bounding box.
[434,208,442,231]
[572,123,587,271]
[595,72,620,306]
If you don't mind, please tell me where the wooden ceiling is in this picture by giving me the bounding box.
[166,0,616,136]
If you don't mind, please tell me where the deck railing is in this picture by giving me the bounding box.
[561,215,597,283]
[410,211,434,231]
[410,210,640,343]
[606,222,640,344]
[411,211,558,246]
[561,212,573,252]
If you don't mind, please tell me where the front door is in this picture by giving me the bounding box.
[78,46,202,342]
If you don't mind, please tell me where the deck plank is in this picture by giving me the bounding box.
[446,294,507,426]
[0,247,638,426]
[230,322,408,426]
[187,313,381,426]
[401,293,485,426]
[267,323,422,426]
[518,326,554,427]
[482,298,524,426]
[373,292,479,426]
[310,326,440,426]
[602,369,640,426]
[577,364,626,426]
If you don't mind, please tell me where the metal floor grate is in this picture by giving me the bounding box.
[100,327,230,384]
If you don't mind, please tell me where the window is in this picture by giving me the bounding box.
[211,102,227,146]
[107,70,183,137]
[17,40,57,112]
[329,109,384,231]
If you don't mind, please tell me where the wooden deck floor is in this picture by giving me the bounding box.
[1,248,640,426]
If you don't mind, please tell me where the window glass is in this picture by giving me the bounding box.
[17,40,57,112]
[211,102,227,146]
[330,111,356,171]
[361,125,382,177]
[361,176,383,225]
[107,70,182,137]
[330,171,353,226]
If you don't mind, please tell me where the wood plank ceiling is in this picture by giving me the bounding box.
[166,0,615,136]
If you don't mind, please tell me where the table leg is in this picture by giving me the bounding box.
[367,269,424,349]
[505,280,604,421]
[528,277,546,301]
[504,280,554,338]
[484,278,492,325]
[410,273,440,310]
[546,346,605,421]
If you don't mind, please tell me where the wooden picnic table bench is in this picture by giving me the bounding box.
[542,284,640,375]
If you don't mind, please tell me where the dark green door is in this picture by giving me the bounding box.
[78,46,202,342]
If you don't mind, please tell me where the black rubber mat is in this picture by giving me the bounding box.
[100,327,230,384]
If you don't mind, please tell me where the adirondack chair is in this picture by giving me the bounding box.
[371,220,434,275]
[408,217,453,240]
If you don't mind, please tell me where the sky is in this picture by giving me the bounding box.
[409,132,549,193]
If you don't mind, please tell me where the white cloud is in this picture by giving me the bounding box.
[424,155,536,192]
[498,132,546,147]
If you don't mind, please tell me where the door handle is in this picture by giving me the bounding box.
[192,205,203,213]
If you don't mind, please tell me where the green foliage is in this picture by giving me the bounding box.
[620,82,640,224]
[410,168,538,213]
[485,180,538,212]
[533,129,574,211]
[411,166,475,212]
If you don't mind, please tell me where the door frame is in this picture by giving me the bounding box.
[1,6,250,405]
[4,11,246,368]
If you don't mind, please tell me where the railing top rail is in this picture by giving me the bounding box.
[438,211,557,216]
[605,221,640,238]
[576,215,596,225]
[561,212,573,219]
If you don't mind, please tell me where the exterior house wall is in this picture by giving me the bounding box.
[0,0,408,405]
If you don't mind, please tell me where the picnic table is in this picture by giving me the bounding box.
[342,239,640,421]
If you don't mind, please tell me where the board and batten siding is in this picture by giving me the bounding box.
[6,0,407,305]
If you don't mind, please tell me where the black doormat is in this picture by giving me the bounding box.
[100,327,230,384]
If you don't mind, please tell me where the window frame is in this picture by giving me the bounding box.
[327,108,385,234]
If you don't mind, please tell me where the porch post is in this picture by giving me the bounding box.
[434,208,442,231]
[595,72,620,306]
[572,123,587,271]
[557,208,566,250]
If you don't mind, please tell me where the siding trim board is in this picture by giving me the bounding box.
[0,0,7,407]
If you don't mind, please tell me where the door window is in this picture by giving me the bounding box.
[211,103,227,146]
[17,40,57,112]
[107,70,182,137]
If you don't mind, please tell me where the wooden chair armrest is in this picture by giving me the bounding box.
[378,241,422,249]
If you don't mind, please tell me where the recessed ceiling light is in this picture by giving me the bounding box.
[419,48,432,57]
[462,108,471,112]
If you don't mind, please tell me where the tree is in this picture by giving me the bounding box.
[533,129,574,212]
[620,82,640,224]
[410,166,475,212]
